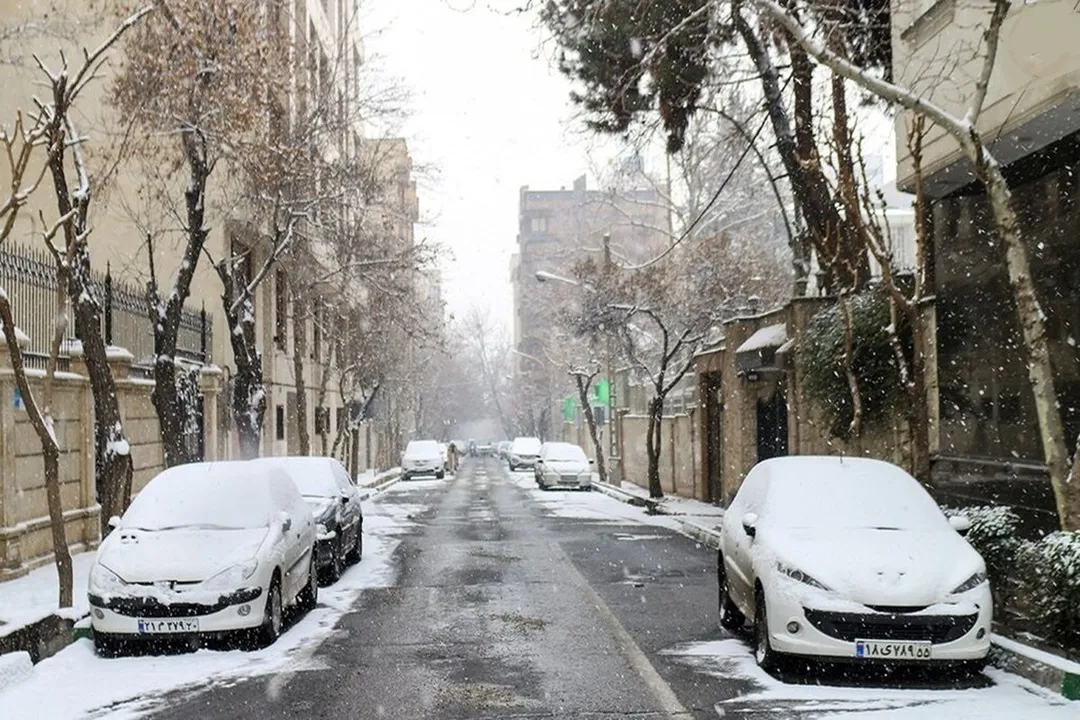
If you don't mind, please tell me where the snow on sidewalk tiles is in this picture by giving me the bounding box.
[0,499,411,720]
[661,638,1078,718]
[0,552,96,638]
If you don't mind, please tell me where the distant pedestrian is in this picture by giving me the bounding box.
[447,441,459,474]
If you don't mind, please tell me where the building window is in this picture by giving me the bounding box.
[275,269,287,349]
[530,216,547,233]
[315,406,330,435]
[276,405,285,441]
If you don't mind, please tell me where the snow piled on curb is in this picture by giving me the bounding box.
[0,489,417,720]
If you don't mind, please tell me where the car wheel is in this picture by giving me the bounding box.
[754,589,780,673]
[326,538,344,584]
[401,472,410,482]
[508,463,515,471]
[93,630,122,658]
[346,524,363,564]
[718,554,745,631]
[258,575,283,648]
[437,470,445,479]
[297,554,318,613]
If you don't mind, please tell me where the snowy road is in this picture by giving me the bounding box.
[1,458,1074,719]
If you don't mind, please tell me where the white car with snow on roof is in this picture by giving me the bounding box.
[717,456,991,673]
[88,461,318,656]
[401,439,445,480]
[534,442,594,490]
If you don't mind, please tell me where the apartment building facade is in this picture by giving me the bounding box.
[892,0,1080,527]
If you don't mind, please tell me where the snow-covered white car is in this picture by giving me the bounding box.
[253,456,363,584]
[717,456,991,673]
[88,461,318,656]
[508,436,542,471]
[535,442,594,490]
[401,440,445,480]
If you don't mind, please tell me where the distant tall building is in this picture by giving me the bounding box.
[511,174,668,366]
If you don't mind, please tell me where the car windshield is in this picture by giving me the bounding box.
[544,444,587,463]
[254,458,337,498]
[120,463,275,531]
[764,464,949,532]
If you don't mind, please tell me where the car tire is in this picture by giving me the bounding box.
[258,575,283,648]
[346,524,363,564]
[508,463,515,471]
[718,555,745,631]
[325,538,344,584]
[93,630,123,658]
[297,554,318,613]
[401,472,410,482]
[754,589,780,673]
[437,470,445,479]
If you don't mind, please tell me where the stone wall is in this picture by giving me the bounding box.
[0,345,221,579]
[618,413,700,498]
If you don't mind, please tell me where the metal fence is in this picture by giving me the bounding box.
[0,243,212,370]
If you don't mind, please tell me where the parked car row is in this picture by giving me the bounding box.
[88,456,365,657]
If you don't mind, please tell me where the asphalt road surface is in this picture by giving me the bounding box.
[142,458,1073,720]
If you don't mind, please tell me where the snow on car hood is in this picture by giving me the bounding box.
[763,526,983,606]
[99,527,268,584]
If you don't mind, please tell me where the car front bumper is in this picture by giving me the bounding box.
[404,464,441,476]
[89,587,266,636]
[539,473,592,489]
[763,584,992,662]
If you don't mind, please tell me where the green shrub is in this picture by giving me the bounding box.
[944,505,1022,599]
[801,284,909,438]
[1018,531,1080,642]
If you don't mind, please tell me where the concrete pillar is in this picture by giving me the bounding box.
[198,365,223,462]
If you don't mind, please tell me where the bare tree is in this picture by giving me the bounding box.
[755,0,1080,529]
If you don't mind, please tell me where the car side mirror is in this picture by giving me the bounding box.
[280,512,292,533]
[949,515,972,536]
[107,515,121,530]
[589,459,595,465]
[742,512,759,538]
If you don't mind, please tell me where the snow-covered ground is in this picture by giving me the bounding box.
[356,466,402,488]
[662,638,1077,718]
[0,484,422,720]
[0,553,96,637]
[612,479,725,521]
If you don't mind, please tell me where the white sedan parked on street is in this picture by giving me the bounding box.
[717,456,991,673]
[88,461,318,656]
[535,442,594,490]
[508,436,542,471]
[401,439,445,480]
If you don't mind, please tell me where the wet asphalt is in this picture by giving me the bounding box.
[142,457,734,719]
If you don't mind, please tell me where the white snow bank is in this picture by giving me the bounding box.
[661,639,1077,718]
[736,323,787,354]
[0,552,95,637]
[104,345,134,362]
[0,652,32,693]
[993,634,1080,676]
[0,498,408,720]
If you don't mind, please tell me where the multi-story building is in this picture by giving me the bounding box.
[892,0,1080,527]
[0,1,382,467]
[510,172,669,437]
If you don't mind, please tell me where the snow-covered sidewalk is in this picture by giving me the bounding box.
[356,466,402,488]
[0,553,96,640]
[0,482,422,720]
[609,479,725,521]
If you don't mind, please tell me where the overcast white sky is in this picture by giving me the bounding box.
[363,0,605,332]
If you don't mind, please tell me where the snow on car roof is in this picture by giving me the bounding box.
[759,456,948,531]
[251,456,340,498]
[121,461,283,531]
[512,437,542,451]
[542,442,587,461]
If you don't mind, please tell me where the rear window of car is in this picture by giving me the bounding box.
[543,444,587,462]
[406,440,441,456]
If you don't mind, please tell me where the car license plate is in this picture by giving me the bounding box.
[559,477,577,484]
[137,618,199,634]
[855,639,932,660]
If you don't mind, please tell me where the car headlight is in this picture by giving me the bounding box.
[89,564,126,592]
[778,562,830,591]
[952,571,987,594]
[203,559,259,590]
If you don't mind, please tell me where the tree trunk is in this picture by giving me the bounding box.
[908,306,931,482]
[979,154,1079,529]
[839,292,863,439]
[291,296,310,456]
[573,372,607,485]
[0,297,72,607]
[646,396,664,499]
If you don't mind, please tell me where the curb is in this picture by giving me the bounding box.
[358,472,402,500]
[593,479,1077,701]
